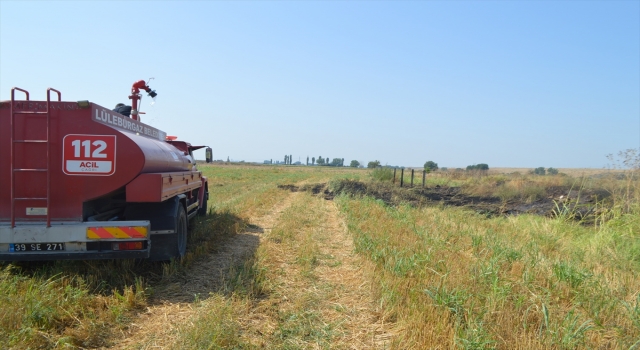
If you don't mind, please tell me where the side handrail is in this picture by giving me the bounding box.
[11,87,29,101]
[47,88,61,102]
[9,88,29,227]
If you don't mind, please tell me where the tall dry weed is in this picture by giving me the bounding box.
[336,190,640,348]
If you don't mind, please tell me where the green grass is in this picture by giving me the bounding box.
[171,165,640,349]
[0,164,330,348]
[2,164,638,349]
[371,167,395,182]
[0,265,146,348]
[170,295,246,350]
[335,187,640,348]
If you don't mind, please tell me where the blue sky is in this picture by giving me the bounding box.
[1,1,638,168]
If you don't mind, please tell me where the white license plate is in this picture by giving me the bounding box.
[10,243,65,252]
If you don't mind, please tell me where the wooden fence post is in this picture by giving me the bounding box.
[400,168,404,187]
[411,169,414,187]
[393,168,397,184]
[422,170,426,188]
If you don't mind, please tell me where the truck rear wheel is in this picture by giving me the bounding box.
[175,204,187,258]
[149,203,187,261]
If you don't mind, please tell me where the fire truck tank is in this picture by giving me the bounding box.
[0,100,192,223]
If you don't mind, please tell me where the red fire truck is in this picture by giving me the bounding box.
[0,80,208,261]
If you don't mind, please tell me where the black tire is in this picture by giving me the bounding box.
[149,203,187,261]
[175,204,187,258]
[198,192,208,216]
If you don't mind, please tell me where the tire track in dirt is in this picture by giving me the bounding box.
[237,193,394,348]
[108,191,298,350]
[313,198,393,348]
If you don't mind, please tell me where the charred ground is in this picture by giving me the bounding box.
[278,179,610,222]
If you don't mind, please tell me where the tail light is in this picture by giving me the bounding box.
[112,241,144,251]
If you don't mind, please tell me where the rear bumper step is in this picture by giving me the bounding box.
[0,250,149,261]
[0,220,151,261]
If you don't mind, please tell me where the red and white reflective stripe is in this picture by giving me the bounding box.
[86,226,147,239]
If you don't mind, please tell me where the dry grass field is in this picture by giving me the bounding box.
[489,168,612,176]
[1,163,638,349]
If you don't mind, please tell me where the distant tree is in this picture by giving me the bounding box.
[341,158,345,166]
[367,160,381,168]
[317,157,325,165]
[547,167,559,175]
[330,158,342,166]
[226,156,230,163]
[441,167,448,171]
[290,155,292,165]
[312,157,316,165]
[306,156,309,165]
[534,167,546,175]
[466,164,489,171]
[350,160,360,168]
[424,161,438,173]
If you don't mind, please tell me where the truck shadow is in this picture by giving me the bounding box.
[5,211,262,304]
[153,213,263,303]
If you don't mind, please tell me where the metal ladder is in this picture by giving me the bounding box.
[10,88,61,228]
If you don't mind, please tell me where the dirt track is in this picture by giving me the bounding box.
[110,188,389,349]
[110,192,296,349]
[308,198,392,347]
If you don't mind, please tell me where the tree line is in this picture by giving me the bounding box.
[364,160,491,172]
[282,157,562,175]
[277,155,360,167]
[279,157,496,172]
[308,156,345,166]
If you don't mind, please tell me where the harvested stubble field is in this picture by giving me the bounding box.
[1,164,638,349]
